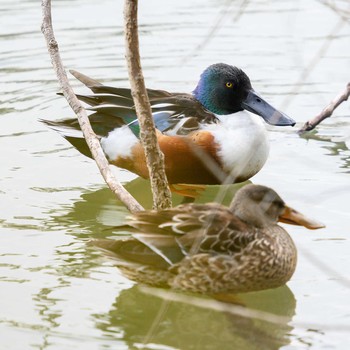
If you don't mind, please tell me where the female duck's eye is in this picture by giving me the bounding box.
[225,82,233,88]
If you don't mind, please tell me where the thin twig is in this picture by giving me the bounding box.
[280,18,345,112]
[298,245,350,289]
[317,0,350,22]
[276,15,348,134]
[298,82,350,133]
[139,286,290,325]
[124,0,172,210]
[140,286,350,332]
[41,0,143,213]
[180,0,249,65]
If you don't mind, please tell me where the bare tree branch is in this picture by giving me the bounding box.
[180,0,249,65]
[298,82,350,134]
[140,286,350,331]
[280,18,345,112]
[317,0,350,22]
[124,0,172,210]
[275,3,349,134]
[41,0,143,213]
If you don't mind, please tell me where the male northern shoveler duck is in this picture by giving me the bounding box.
[42,63,295,185]
[93,184,324,294]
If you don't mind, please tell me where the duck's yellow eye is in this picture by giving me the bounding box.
[226,82,233,88]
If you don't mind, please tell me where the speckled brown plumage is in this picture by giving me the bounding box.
[93,184,324,294]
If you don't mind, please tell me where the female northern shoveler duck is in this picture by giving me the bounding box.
[93,184,324,294]
[42,63,295,185]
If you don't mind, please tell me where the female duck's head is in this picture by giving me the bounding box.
[230,184,325,229]
[193,63,295,126]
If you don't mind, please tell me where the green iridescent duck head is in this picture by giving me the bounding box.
[193,63,295,126]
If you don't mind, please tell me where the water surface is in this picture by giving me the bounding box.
[1,0,350,349]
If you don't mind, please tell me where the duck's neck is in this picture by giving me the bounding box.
[192,87,243,115]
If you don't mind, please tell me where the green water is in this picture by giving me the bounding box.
[1,0,350,349]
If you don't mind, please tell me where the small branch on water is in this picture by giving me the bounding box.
[41,0,143,213]
[298,82,350,134]
[124,0,172,210]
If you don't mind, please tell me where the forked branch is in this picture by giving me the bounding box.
[298,82,350,134]
[41,0,143,213]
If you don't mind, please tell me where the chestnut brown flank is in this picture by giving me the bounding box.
[111,130,226,184]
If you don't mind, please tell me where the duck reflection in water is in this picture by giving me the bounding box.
[93,284,296,350]
[91,184,325,349]
[47,182,323,349]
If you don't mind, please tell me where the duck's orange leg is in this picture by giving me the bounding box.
[170,184,206,198]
